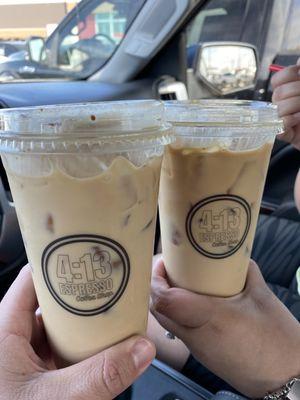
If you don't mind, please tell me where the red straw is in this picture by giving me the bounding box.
[269,64,284,72]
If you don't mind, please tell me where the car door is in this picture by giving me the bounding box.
[185,0,272,100]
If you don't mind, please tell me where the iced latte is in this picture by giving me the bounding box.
[0,101,173,364]
[160,100,283,296]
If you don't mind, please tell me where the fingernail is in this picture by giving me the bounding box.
[132,338,155,370]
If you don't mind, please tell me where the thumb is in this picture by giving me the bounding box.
[49,336,155,400]
[151,257,215,328]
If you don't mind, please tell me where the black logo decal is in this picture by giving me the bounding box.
[42,235,130,316]
[186,195,251,259]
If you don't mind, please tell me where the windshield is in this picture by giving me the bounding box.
[0,0,145,82]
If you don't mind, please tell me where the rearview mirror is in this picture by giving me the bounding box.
[194,42,258,95]
[27,36,45,62]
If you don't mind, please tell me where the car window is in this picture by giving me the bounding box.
[55,0,145,75]
[0,0,145,82]
[187,0,248,46]
[281,0,300,53]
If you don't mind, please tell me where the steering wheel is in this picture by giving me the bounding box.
[92,33,116,47]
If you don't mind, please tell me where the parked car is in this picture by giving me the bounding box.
[0,35,116,80]
[0,40,25,65]
[0,40,25,59]
[0,0,299,398]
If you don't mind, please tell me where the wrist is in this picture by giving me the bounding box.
[263,377,300,400]
[253,369,300,399]
[244,354,300,398]
[260,335,300,398]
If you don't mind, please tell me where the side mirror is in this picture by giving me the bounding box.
[194,42,258,95]
[26,36,45,62]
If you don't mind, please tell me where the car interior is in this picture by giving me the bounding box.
[0,0,300,399]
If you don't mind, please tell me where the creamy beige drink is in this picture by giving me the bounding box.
[0,101,173,365]
[160,142,273,296]
[160,100,282,297]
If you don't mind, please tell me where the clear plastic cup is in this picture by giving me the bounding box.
[0,100,173,365]
[160,100,283,296]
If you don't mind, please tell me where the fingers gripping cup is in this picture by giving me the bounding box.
[160,100,283,297]
[0,101,173,365]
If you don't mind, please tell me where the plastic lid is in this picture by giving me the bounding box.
[164,100,284,131]
[0,100,173,154]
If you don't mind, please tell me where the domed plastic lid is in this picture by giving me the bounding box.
[164,100,283,133]
[0,100,173,154]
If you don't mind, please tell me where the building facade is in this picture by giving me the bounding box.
[0,0,79,39]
